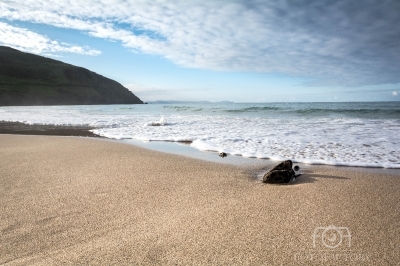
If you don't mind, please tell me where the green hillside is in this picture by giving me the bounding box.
[0,46,143,106]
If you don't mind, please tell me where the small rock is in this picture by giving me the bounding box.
[262,160,301,184]
[219,152,227,158]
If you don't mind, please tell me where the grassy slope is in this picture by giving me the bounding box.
[0,46,143,106]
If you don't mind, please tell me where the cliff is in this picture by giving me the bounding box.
[0,46,143,106]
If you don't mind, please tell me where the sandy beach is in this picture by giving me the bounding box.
[1,134,399,265]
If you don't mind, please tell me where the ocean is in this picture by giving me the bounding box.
[1,102,399,168]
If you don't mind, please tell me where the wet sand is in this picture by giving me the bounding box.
[0,134,399,265]
[0,121,99,137]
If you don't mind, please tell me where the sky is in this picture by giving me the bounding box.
[1,0,400,102]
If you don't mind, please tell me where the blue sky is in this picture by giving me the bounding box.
[1,0,399,102]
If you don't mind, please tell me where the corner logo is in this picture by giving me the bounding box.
[293,226,370,262]
[313,225,351,249]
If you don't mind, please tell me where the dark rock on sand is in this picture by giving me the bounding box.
[270,160,293,171]
[262,160,301,184]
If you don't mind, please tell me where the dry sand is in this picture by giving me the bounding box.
[0,135,399,265]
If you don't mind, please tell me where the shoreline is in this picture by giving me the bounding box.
[0,134,399,265]
[0,120,398,176]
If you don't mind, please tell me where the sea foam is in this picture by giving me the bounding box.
[1,103,399,168]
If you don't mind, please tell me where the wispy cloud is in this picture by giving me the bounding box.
[1,0,399,86]
[0,22,101,56]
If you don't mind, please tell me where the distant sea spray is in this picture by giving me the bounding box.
[1,102,399,168]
